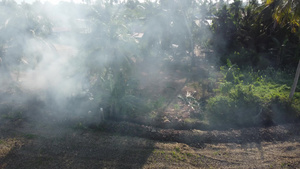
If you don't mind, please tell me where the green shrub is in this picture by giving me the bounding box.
[206,95,234,125]
[220,49,259,67]
[207,63,300,128]
[207,87,261,128]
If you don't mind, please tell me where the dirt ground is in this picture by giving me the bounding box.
[1,115,300,169]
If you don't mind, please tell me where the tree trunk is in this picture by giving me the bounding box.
[289,60,300,99]
[183,10,195,67]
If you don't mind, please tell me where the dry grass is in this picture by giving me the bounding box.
[0,138,23,158]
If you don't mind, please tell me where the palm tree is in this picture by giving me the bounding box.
[263,0,300,98]
[264,0,300,32]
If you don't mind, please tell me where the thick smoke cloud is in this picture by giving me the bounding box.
[0,0,212,125]
[0,1,91,119]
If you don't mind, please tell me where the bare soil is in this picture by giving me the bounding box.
[1,112,300,169]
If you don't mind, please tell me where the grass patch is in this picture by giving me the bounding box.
[184,118,198,124]
[171,151,182,161]
[152,147,192,163]
[174,146,180,152]
[0,138,23,158]
[186,152,193,157]
[153,150,166,155]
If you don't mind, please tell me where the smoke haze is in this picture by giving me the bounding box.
[0,0,215,126]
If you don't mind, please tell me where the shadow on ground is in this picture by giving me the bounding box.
[0,91,156,169]
[0,120,155,169]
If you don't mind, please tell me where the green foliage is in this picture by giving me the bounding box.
[220,49,260,68]
[207,64,300,128]
[207,87,261,127]
[118,95,150,117]
[82,2,151,119]
[149,97,166,110]
[211,0,300,68]
[220,59,241,84]
[1,111,24,121]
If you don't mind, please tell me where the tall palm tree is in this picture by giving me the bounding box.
[264,0,300,32]
[264,0,300,98]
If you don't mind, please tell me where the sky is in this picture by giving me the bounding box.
[15,0,251,5]
[15,0,140,4]
[15,0,84,4]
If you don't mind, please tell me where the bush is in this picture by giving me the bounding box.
[220,49,259,68]
[207,87,261,128]
[207,63,300,128]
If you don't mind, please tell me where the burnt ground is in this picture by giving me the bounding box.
[1,113,300,169]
